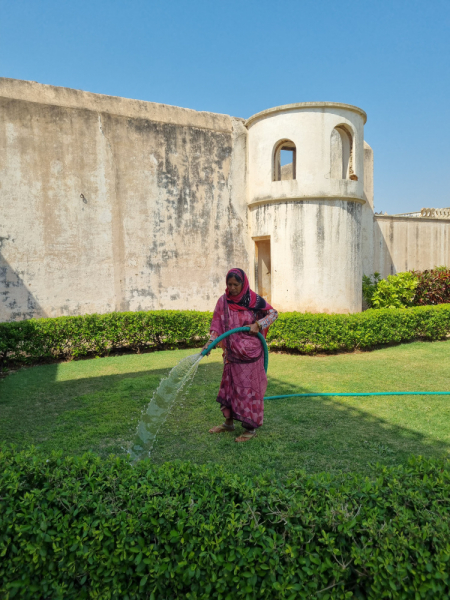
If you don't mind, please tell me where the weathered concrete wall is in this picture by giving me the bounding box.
[373,216,450,277]
[360,142,450,283]
[0,79,249,321]
[3,79,449,321]
[361,141,375,278]
[249,200,362,313]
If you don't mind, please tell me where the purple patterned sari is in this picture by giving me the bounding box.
[210,295,268,430]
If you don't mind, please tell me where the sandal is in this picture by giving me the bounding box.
[209,423,235,434]
[235,430,257,443]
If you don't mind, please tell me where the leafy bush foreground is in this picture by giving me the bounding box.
[1,305,450,365]
[1,447,450,599]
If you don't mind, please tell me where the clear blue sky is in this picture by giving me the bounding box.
[1,0,449,214]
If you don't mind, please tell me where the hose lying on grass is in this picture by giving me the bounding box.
[201,327,450,399]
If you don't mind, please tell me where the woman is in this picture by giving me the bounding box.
[203,268,278,442]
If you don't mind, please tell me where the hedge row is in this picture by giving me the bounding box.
[0,310,212,366]
[1,305,450,366]
[266,304,450,353]
[1,447,450,599]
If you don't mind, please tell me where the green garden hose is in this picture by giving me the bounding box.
[200,329,449,399]
[200,326,269,373]
[264,391,450,400]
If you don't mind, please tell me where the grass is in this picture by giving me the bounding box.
[1,341,450,477]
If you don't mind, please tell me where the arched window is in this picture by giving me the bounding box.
[330,126,357,180]
[273,139,296,181]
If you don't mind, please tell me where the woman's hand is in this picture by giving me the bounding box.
[248,322,260,335]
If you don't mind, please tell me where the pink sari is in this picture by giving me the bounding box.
[210,295,268,430]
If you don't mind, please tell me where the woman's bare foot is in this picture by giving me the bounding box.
[235,430,256,442]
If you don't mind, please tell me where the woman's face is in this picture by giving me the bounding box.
[227,276,243,297]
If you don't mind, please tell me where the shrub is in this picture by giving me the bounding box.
[371,272,419,309]
[2,305,450,366]
[266,304,450,353]
[362,272,382,308]
[1,447,450,599]
[363,268,450,309]
[413,268,450,306]
[0,310,212,366]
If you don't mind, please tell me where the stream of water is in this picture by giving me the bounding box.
[128,352,203,462]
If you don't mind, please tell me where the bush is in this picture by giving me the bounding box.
[363,268,450,309]
[266,304,450,353]
[2,305,450,365]
[1,447,450,599]
[362,272,382,308]
[370,272,419,309]
[413,268,450,306]
[0,310,212,366]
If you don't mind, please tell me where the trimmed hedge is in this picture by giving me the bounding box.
[266,304,450,353]
[0,310,212,366]
[1,305,450,366]
[1,447,450,599]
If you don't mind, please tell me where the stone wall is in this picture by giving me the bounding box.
[360,142,450,280]
[372,215,450,277]
[2,78,450,321]
[249,199,362,313]
[360,142,375,278]
[0,79,249,321]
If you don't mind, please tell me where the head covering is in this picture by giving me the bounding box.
[225,268,273,312]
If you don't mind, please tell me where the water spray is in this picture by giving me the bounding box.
[129,327,450,462]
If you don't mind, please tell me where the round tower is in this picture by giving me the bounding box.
[246,102,367,313]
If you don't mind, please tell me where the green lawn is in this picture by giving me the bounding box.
[1,341,450,477]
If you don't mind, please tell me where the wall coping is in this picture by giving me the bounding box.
[248,196,366,208]
[246,102,367,128]
[375,215,450,224]
[0,77,237,133]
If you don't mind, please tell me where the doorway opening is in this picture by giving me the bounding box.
[254,237,271,303]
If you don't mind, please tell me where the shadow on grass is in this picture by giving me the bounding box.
[0,362,172,456]
[266,373,450,448]
[2,356,450,474]
[152,361,450,475]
